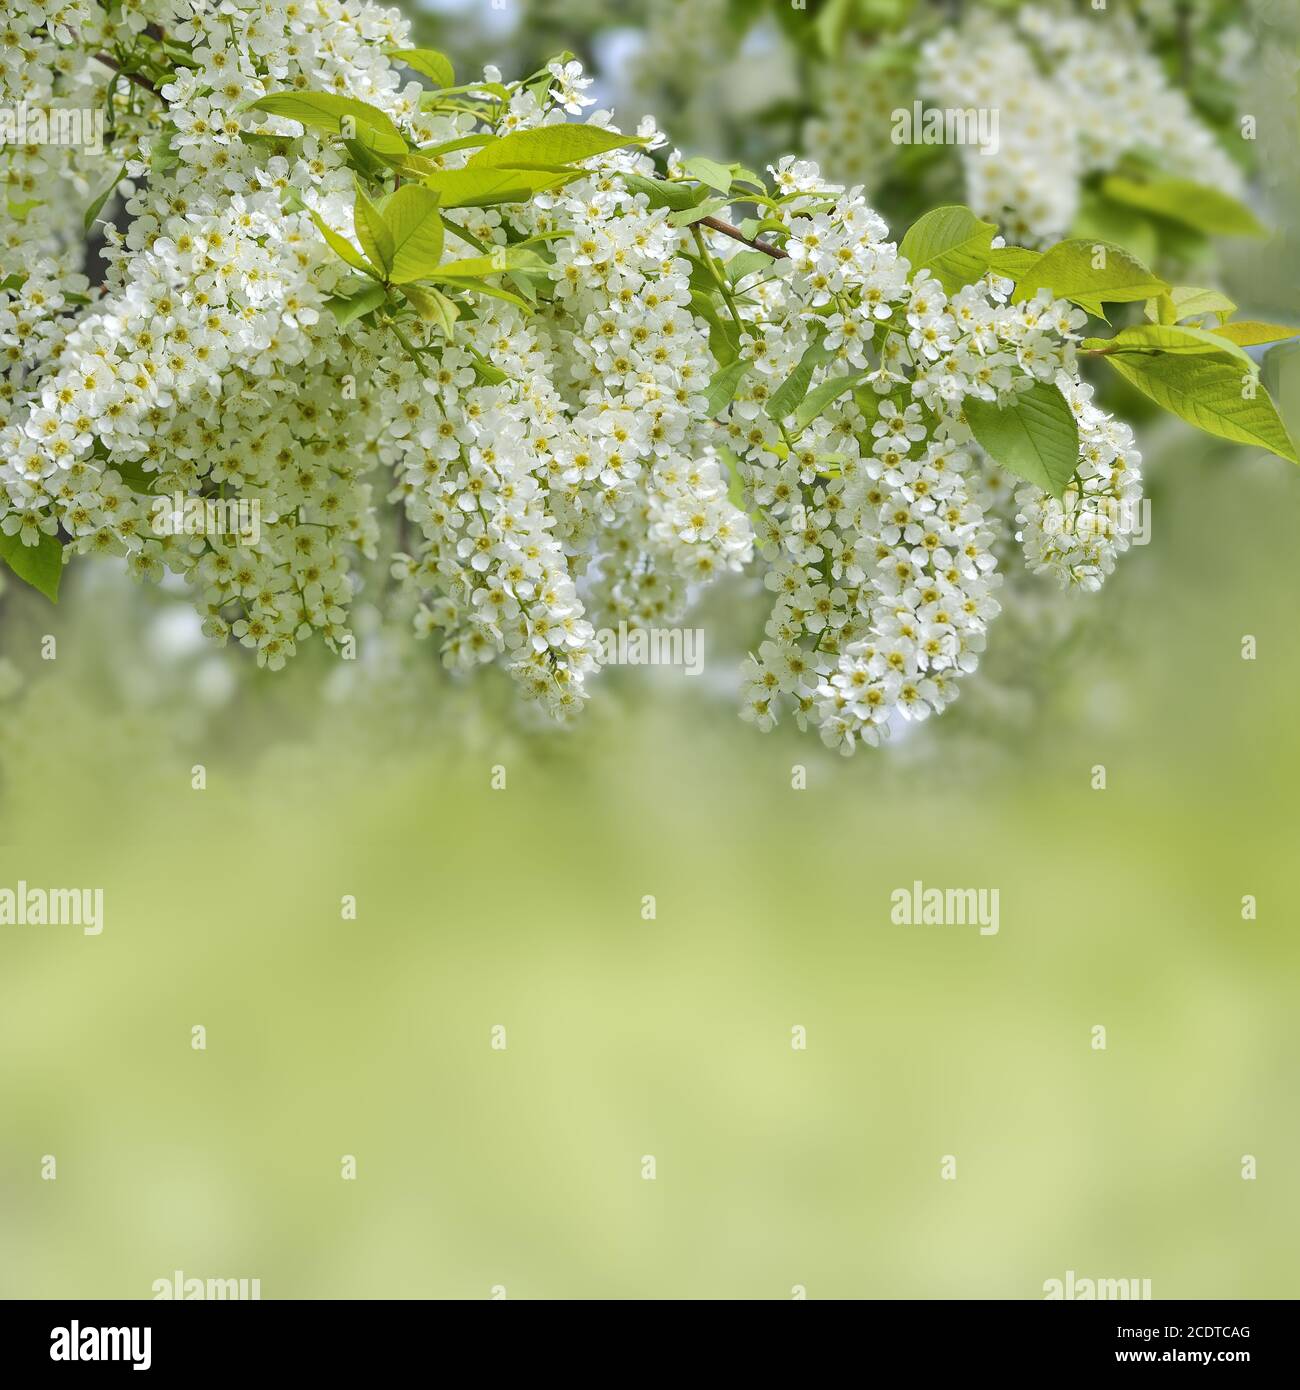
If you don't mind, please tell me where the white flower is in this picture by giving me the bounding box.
[547,59,595,114]
[0,12,1144,747]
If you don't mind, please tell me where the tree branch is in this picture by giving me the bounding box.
[699,216,789,261]
[95,52,160,98]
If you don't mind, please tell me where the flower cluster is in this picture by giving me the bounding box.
[1,0,414,670]
[695,158,1140,754]
[2,6,1144,752]
[919,5,1246,245]
[1015,374,1143,592]
[801,46,907,201]
[2,2,757,717]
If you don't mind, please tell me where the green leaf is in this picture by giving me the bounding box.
[148,134,178,177]
[1084,322,1255,373]
[1150,213,1209,266]
[248,92,407,156]
[413,134,493,161]
[767,334,838,423]
[683,155,733,194]
[727,165,763,192]
[239,130,295,154]
[306,208,379,277]
[419,81,508,108]
[621,173,708,212]
[724,250,772,285]
[1103,350,1298,464]
[325,281,387,327]
[0,529,63,603]
[1011,238,1168,315]
[426,249,546,279]
[1101,175,1266,239]
[83,163,127,233]
[704,358,750,417]
[509,228,571,246]
[464,343,508,384]
[690,289,740,366]
[1209,321,1299,347]
[447,278,532,311]
[401,284,458,335]
[421,165,576,208]
[963,381,1080,499]
[685,255,718,297]
[898,205,997,294]
[467,124,639,169]
[503,265,541,306]
[668,197,731,229]
[341,137,389,181]
[377,151,439,179]
[792,371,871,434]
[352,179,394,277]
[106,460,158,494]
[385,47,455,88]
[815,0,854,60]
[985,246,1042,280]
[1144,286,1236,326]
[853,387,886,433]
[381,184,444,283]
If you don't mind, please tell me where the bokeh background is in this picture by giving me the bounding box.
[1,0,1298,1299]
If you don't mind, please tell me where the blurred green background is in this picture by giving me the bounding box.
[1,0,1298,1300]
[2,417,1297,1298]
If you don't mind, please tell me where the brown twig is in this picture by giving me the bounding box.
[699,215,789,260]
[95,52,160,98]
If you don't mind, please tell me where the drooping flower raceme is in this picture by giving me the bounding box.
[2,3,1146,753]
[681,159,1141,753]
[918,5,1247,246]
